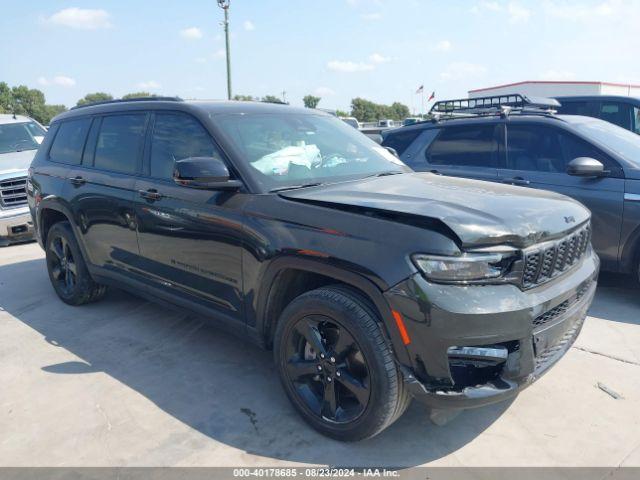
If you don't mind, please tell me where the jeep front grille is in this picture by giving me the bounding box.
[522,224,591,288]
[0,176,28,208]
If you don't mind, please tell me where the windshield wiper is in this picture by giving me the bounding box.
[367,170,405,178]
[269,182,324,193]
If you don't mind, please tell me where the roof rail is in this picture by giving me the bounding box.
[430,94,560,115]
[70,96,184,110]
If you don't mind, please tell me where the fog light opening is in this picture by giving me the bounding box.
[447,345,510,391]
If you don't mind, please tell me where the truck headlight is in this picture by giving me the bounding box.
[412,252,515,283]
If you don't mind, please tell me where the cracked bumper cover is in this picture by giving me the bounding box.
[384,250,599,409]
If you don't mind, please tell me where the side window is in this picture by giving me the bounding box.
[558,130,623,178]
[426,125,498,168]
[150,113,221,179]
[94,114,146,174]
[633,106,640,134]
[557,101,598,118]
[506,125,565,172]
[382,129,422,156]
[48,118,91,165]
[600,102,632,130]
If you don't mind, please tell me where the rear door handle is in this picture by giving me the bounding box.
[429,169,442,175]
[69,176,86,186]
[139,189,163,201]
[502,177,530,186]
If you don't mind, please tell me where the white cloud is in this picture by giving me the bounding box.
[137,80,161,90]
[470,1,530,22]
[327,60,375,73]
[539,70,576,80]
[37,75,76,87]
[440,62,487,81]
[243,20,255,31]
[314,86,336,96]
[361,12,383,20]
[181,27,203,39]
[543,0,615,20]
[369,53,391,64]
[45,8,111,30]
[431,40,452,52]
[507,3,531,23]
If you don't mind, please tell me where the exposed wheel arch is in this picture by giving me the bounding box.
[256,257,411,364]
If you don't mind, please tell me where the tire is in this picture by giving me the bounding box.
[274,285,410,441]
[45,221,107,306]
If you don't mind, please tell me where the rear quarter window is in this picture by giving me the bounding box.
[48,118,91,165]
[94,114,147,174]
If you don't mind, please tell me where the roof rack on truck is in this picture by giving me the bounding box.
[429,94,561,121]
[70,96,184,110]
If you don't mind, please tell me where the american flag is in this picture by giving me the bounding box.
[415,85,424,94]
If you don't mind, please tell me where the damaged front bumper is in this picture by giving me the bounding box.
[385,250,599,409]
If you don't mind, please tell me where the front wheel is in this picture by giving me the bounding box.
[274,286,410,441]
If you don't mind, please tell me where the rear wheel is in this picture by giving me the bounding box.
[46,222,106,305]
[274,286,410,441]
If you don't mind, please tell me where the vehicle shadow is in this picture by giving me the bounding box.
[587,272,640,325]
[0,258,512,467]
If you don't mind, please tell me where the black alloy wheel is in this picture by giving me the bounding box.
[284,314,370,423]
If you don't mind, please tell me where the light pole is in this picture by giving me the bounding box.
[217,0,232,100]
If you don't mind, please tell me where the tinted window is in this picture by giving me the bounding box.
[426,125,498,167]
[557,100,598,117]
[49,119,91,164]
[382,129,422,155]
[600,102,632,130]
[94,114,146,174]
[634,106,640,134]
[507,125,565,172]
[150,113,220,179]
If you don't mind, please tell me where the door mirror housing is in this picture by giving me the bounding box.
[567,157,606,177]
[173,157,242,190]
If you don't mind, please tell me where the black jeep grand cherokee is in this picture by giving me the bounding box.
[28,98,599,441]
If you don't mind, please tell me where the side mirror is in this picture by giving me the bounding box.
[567,157,606,177]
[173,157,242,190]
[384,146,400,158]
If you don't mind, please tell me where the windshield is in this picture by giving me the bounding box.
[0,121,46,155]
[571,117,640,165]
[214,112,410,191]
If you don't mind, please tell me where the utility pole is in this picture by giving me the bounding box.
[217,0,232,100]
[281,90,287,104]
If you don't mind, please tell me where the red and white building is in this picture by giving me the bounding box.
[468,81,640,99]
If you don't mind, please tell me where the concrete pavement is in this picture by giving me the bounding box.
[1,242,639,467]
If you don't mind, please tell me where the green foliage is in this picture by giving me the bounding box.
[233,94,257,101]
[76,92,113,106]
[303,94,321,109]
[0,83,67,124]
[261,95,287,104]
[122,92,154,99]
[350,97,411,122]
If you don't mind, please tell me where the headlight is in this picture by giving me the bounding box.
[412,252,516,283]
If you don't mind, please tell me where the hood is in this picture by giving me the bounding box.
[0,149,36,179]
[279,173,590,248]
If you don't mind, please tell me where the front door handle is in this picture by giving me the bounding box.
[69,176,86,186]
[502,177,530,186]
[139,189,163,201]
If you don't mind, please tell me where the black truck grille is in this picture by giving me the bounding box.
[522,224,591,288]
[0,176,28,208]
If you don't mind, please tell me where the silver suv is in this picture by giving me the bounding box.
[0,114,45,245]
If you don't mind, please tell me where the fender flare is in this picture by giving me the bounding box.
[254,255,411,364]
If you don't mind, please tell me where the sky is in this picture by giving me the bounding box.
[2,0,640,113]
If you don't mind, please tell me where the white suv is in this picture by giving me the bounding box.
[0,114,45,246]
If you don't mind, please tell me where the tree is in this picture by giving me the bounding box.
[350,97,380,122]
[387,102,411,120]
[335,109,350,118]
[303,94,321,109]
[77,92,113,106]
[42,104,67,124]
[233,94,256,101]
[11,85,48,124]
[0,82,12,113]
[122,92,153,99]
[261,95,286,104]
